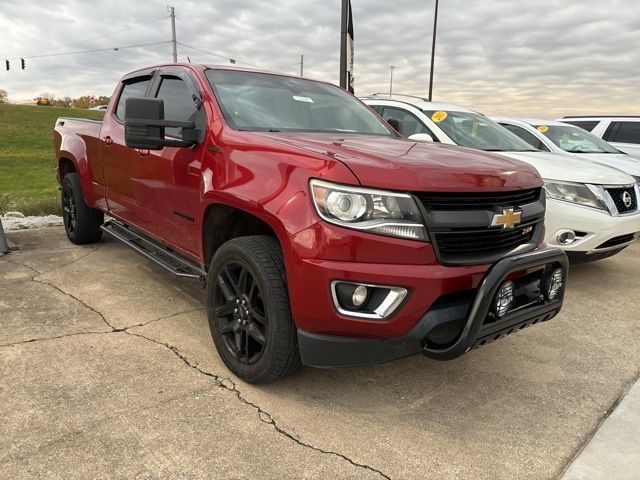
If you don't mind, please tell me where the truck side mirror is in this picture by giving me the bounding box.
[124,97,197,150]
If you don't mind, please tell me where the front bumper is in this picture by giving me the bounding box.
[545,198,640,256]
[298,248,568,367]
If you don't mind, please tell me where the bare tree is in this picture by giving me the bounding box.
[0,89,8,103]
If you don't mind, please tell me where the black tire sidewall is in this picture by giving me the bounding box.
[61,172,103,244]
[207,237,296,383]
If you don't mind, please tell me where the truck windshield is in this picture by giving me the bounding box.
[206,70,393,136]
[423,110,535,152]
[534,124,619,154]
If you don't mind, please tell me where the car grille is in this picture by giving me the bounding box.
[415,188,541,211]
[606,186,637,213]
[433,221,538,260]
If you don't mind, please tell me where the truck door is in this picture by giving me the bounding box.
[100,70,155,229]
[131,68,206,257]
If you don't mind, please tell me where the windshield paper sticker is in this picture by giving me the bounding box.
[293,95,314,103]
[431,111,448,123]
[537,125,549,133]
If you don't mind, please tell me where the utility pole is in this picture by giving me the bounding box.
[428,0,439,101]
[389,66,395,95]
[168,6,177,63]
[300,54,304,76]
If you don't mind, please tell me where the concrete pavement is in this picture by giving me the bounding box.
[1,226,639,479]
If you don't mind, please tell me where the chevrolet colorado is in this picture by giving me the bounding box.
[54,64,567,383]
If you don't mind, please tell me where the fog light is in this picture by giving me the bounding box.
[352,285,368,307]
[493,280,515,318]
[556,229,576,245]
[545,268,564,300]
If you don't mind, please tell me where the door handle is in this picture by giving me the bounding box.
[103,136,113,146]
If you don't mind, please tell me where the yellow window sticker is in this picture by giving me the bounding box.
[537,125,549,133]
[431,111,448,123]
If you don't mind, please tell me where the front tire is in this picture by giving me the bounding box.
[206,236,301,383]
[61,172,103,244]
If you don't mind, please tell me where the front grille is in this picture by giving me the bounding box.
[606,187,637,213]
[596,233,637,249]
[433,221,538,259]
[415,188,541,211]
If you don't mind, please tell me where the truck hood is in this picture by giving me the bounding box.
[499,151,635,186]
[254,133,542,192]
[565,153,640,177]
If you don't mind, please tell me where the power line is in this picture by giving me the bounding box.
[6,41,171,61]
[176,42,266,69]
[25,15,170,58]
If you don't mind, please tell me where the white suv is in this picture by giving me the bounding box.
[362,95,640,262]
[491,117,640,181]
[558,116,640,159]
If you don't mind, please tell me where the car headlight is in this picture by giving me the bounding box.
[543,180,606,211]
[310,179,429,241]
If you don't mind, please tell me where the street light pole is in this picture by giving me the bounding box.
[428,0,439,101]
[389,66,395,96]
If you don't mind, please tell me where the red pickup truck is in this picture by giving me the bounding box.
[54,64,568,383]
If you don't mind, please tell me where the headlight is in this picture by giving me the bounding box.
[543,181,606,211]
[310,179,428,241]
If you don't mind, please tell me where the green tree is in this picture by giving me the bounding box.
[52,96,73,108]
[96,95,111,106]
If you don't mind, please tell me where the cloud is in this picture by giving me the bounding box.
[0,0,638,118]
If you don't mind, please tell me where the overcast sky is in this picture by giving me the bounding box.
[1,0,639,118]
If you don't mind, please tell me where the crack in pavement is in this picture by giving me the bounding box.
[124,330,391,480]
[3,261,391,479]
[0,330,118,348]
[127,307,206,329]
[32,277,121,332]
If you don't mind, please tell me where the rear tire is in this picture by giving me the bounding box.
[61,172,103,244]
[206,236,301,383]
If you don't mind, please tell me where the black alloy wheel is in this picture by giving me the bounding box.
[214,260,268,365]
[62,183,77,235]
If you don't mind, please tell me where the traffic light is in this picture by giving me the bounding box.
[4,60,8,71]
[20,58,25,70]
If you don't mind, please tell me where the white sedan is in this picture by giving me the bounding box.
[492,117,640,182]
[362,96,640,262]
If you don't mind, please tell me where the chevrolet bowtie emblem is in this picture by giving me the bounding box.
[491,208,522,229]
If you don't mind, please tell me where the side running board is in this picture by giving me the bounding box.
[101,220,206,282]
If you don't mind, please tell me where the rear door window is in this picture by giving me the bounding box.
[606,122,640,144]
[115,77,151,120]
[501,124,549,151]
[561,120,599,132]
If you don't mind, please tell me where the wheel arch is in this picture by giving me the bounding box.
[201,202,289,269]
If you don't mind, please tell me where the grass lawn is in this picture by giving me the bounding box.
[0,103,104,215]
